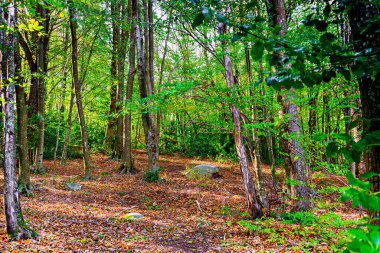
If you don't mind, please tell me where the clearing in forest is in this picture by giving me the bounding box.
[0,152,360,252]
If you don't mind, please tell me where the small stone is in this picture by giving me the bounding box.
[124,213,144,220]
[65,182,82,191]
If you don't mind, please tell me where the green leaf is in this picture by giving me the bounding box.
[341,148,353,163]
[192,13,205,28]
[348,120,359,130]
[251,41,264,61]
[301,72,322,87]
[322,69,336,83]
[371,231,380,247]
[326,141,339,157]
[216,13,226,23]
[337,67,351,81]
[362,172,380,179]
[348,228,369,241]
[351,150,361,163]
[254,78,262,87]
[369,196,380,212]
[323,3,331,17]
[246,0,258,8]
[201,7,212,19]
[303,14,315,26]
[266,76,280,90]
[315,20,328,32]
[312,133,328,141]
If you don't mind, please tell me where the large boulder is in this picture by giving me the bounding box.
[185,164,220,178]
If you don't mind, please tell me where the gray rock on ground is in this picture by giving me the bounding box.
[66,182,82,191]
[185,164,220,178]
[124,213,144,220]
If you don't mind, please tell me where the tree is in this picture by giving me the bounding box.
[218,15,263,218]
[346,0,380,224]
[18,2,52,173]
[266,0,310,211]
[120,0,136,173]
[1,1,33,240]
[132,0,159,172]
[68,0,92,178]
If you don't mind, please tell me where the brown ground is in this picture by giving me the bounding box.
[0,151,361,252]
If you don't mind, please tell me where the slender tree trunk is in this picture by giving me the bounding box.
[259,57,277,190]
[34,33,45,172]
[15,37,31,194]
[308,87,318,168]
[61,85,75,165]
[68,0,92,177]
[133,0,159,172]
[245,48,267,207]
[54,29,69,161]
[104,0,120,151]
[346,0,380,224]
[147,0,154,89]
[34,3,50,172]
[121,1,136,173]
[114,2,129,159]
[1,2,33,240]
[285,89,310,211]
[267,0,310,211]
[219,21,263,219]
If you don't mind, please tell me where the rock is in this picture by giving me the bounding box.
[65,182,82,191]
[185,164,220,178]
[124,212,144,220]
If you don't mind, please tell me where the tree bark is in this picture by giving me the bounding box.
[121,0,136,173]
[245,48,267,208]
[219,21,263,219]
[104,0,120,151]
[1,2,33,240]
[61,85,75,165]
[54,28,69,161]
[114,1,129,159]
[68,0,92,178]
[133,0,159,172]
[34,23,46,173]
[267,0,310,211]
[346,0,380,224]
[15,28,31,194]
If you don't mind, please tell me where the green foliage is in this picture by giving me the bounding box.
[280,211,316,226]
[220,205,231,216]
[346,226,380,253]
[143,170,160,183]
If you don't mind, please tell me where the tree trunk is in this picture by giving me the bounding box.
[219,21,263,219]
[267,0,310,211]
[245,48,267,208]
[114,2,129,159]
[68,0,92,178]
[285,89,311,211]
[61,85,75,165]
[120,1,136,173]
[104,0,120,151]
[308,87,318,168]
[133,0,159,172]
[34,28,46,173]
[15,36,31,194]
[54,28,69,161]
[346,0,380,224]
[1,2,33,240]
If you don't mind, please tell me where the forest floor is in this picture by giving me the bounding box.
[0,151,361,252]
